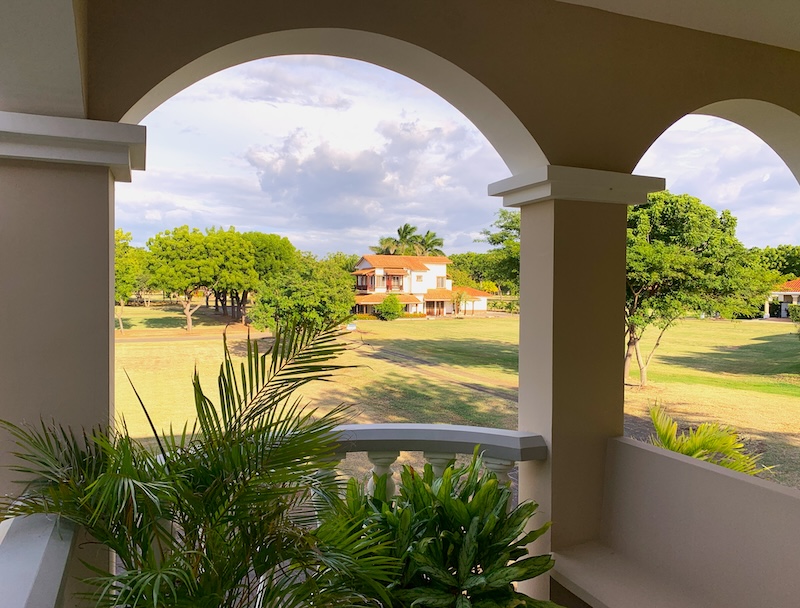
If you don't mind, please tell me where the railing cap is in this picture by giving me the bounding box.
[333,423,547,462]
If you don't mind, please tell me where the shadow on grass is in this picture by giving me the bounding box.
[313,368,517,430]
[354,337,518,374]
[658,331,800,379]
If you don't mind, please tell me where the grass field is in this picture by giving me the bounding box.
[115,307,800,488]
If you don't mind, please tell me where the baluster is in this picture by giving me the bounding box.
[483,456,515,484]
[424,451,456,477]
[366,451,399,497]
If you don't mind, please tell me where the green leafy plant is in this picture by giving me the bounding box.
[1,319,397,608]
[340,451,562,608]
[648,405,770,475]
[375,294,403,321]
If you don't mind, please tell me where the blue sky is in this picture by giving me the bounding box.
[116,55,800,256]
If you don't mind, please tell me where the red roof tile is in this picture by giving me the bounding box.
[775,277,800,292]
[424,288,453,301]
[453,286,493,297]
[359,255,451,272]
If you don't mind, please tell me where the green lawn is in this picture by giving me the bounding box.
[115,315,800,488]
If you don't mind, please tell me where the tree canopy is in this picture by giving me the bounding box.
[625,191,780,386]
[249,253,355,331]
[479,209,520,294]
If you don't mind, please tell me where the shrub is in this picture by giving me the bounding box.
[339,450,563,608]
[401,312,426,318]
[375,294,403,321]
[788,303,800,322]
[355,313,378,320]
[648,405,769,475]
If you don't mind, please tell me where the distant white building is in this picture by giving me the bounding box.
[767,277,800,318]
[352,255,493,316]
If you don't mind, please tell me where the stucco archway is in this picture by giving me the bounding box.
[120,28,547,176]
[692,99,800,187]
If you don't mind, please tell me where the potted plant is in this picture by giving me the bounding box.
[336,451,563,608]
[1,320,397,608]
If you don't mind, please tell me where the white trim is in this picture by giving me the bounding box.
[488,165,665,207]
[0,111,146,182]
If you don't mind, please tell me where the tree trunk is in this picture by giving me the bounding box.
[633,339,648,387]
[117,299,125,333]
[214,291,220,312]
[240,290,249,325]
[623,332,637,383]
[220,292,228,317]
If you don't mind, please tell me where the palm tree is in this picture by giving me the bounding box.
[413,230,445,256]
[371,224,447,256]
[369,235,400,254]
[1,320,397,608]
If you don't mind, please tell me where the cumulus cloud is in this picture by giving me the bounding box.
[241,119,507,251]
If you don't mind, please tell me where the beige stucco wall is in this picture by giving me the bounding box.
[86,1,800,174]
[0,160,112,494]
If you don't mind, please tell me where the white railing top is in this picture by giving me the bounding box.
[0,513,75,608]
[333,423,547,462]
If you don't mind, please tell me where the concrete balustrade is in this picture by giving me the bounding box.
[333,423,547,496]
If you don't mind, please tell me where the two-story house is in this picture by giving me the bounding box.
[352,254,492,316]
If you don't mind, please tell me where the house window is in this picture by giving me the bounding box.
[436,276,446,288]
[416,275,423,282]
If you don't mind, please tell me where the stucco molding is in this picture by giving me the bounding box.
[0,111,145,182]
[488,165,665,207]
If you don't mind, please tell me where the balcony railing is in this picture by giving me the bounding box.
[333,423,547,495]
[0,423,543,608]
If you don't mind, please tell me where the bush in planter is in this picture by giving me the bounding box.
[648,405,770,475]
[788,303,800,323]
[1,320,398,608]
[339,451,563,608]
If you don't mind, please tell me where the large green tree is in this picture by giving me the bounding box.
[480,209,520,294]
[243,231,298,280]
[205,227,259,322]
[625,191,780,386]
[249,253,355,331]
[114,229,140,333]
[148,226,214,332]
[753,243,800,279]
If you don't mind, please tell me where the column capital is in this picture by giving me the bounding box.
[488,165,665,207]
[0,111,145,182]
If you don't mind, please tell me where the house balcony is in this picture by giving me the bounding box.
[2,422,799,608]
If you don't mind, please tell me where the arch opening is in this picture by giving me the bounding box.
[120,28,547,175]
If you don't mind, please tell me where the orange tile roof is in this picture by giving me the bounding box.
[355,293,422,305]
[352,268,375,275]
[360,255,451,271]
[775,277,800,292]
[453,286,493,297]
[424,288,453,301]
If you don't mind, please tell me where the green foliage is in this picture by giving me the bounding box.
[249,252,355,331]
[753,244,800,278]
[448,267,479,289]
[114,229,139,303]
[375,293,404,321]
[479,210,521,294]
[243,231,298,281]
[648,405,769,475]
[339,451,561,608]
[625,191,781,386]
[1,320,398,608]
[147,225,214,298]
[788,304,800,323]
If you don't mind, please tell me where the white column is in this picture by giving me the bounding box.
[764,300,771,318]
[490,165,664,597]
